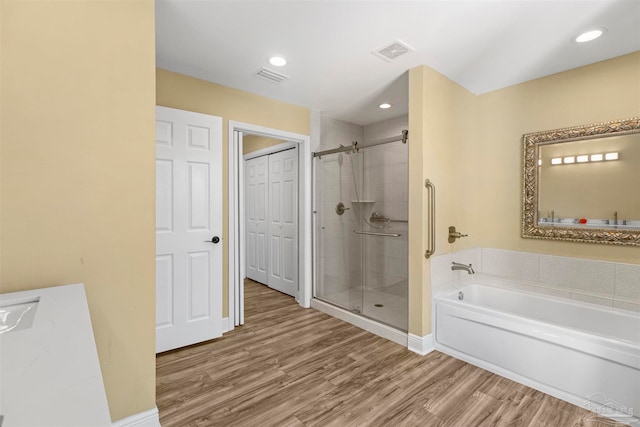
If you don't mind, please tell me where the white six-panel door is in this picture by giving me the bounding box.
[155,106,223,353]
[245,156,269,284]
[268,147,298,297]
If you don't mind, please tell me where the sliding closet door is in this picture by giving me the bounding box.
[245,156,269,284]
[268,147,298,297]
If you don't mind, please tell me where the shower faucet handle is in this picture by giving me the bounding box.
[335,202,350,216]
[448,226,468,243]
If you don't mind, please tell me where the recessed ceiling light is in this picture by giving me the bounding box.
[268,56,287,67]
[575,29,605,43]
[379,103,391,109]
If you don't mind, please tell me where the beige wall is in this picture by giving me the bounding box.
[408,66,477,336]
[474,52,640,264]
[1,0,156,421]
[243,135,286,154]
[156,69,311,317]
[408,52,640,337]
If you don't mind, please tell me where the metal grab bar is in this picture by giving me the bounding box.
[353,230,401,237]
[424,179,436,258]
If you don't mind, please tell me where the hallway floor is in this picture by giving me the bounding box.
[156,279,624,427]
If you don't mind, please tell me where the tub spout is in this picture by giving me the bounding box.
[451,262,475,274]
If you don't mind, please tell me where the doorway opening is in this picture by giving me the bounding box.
[228,121,311,329]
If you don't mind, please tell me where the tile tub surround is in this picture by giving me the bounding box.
[0,284,111,426]
[431,248,640,312]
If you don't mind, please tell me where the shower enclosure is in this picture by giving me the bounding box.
[313,117,408,331]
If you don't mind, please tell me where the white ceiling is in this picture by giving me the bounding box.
[156,0,640,126]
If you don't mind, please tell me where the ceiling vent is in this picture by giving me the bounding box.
[372,39,414,62]
[255,67,290,83]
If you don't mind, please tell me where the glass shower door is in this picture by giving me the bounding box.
[313,140,408,332]
[352,144,408,331]
[314,151,363,314]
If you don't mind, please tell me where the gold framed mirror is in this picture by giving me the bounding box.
[522,117,640,246]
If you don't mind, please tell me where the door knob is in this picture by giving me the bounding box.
[205,236,220,244]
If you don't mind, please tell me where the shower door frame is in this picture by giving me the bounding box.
[310,163,410,344]
[312,140,409,332]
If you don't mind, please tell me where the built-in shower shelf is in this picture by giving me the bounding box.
[351,200,375,204]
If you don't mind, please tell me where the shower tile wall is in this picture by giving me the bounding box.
[361,116,409,296]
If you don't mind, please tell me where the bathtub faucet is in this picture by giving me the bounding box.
[451,262,475,274]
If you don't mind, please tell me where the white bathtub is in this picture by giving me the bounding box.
[434,284,640,425]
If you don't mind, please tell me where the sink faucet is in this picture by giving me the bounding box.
[451,262,475,274]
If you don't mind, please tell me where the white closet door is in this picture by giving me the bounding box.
[155,106,223,353]
[268,147,298,297]
[245,156,269,284]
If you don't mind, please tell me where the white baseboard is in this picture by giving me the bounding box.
[408,333,435,356]
[112,407,160,427]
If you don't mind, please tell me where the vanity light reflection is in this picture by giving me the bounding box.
[550,152,619,165]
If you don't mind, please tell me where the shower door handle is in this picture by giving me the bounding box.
[353,230,401,237]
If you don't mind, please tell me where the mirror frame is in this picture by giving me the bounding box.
[522,117,640,246]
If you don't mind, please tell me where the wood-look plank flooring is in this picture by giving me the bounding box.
[157,280,626,427]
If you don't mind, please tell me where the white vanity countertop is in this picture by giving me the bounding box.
[0,284,111,426]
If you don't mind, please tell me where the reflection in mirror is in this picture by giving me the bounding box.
[522,118,640,246]
[538,134,640,230]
